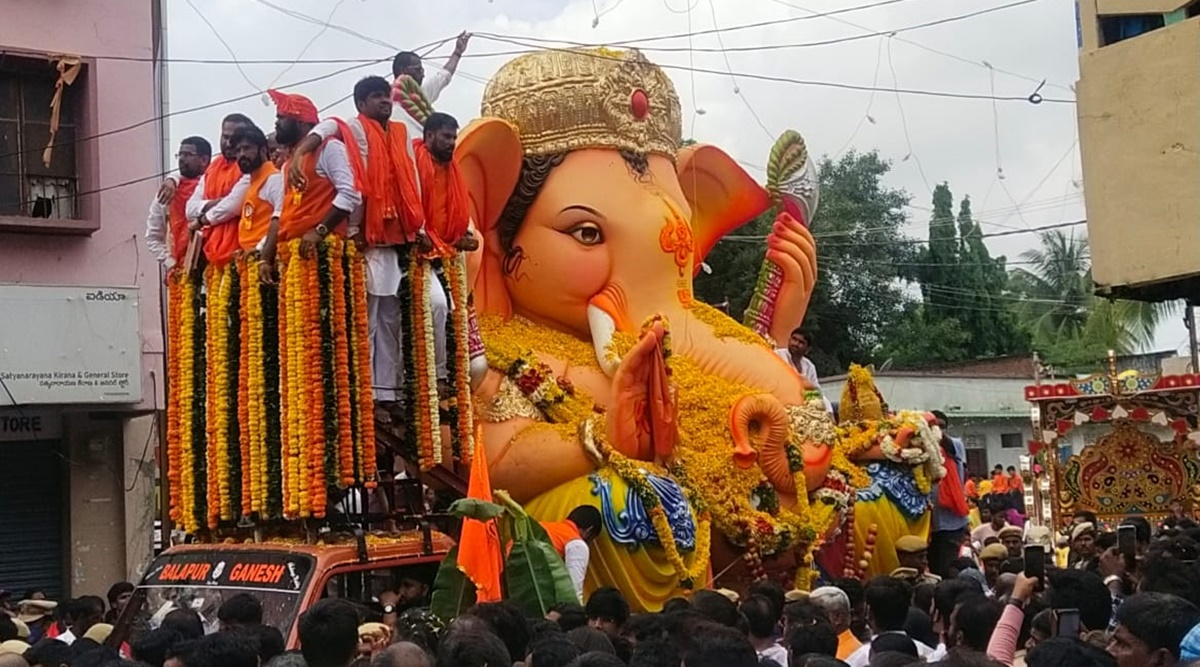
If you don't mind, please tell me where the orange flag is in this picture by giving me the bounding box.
[457,425,503,601]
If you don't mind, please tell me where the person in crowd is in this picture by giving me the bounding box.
[972,507,1010,551]
[259,88,361,283]
[740,595,787,665]
[57,597,103,646]
[978,544,1008,590]
[547,603,588,633]
[1108,592,1200,667]
[990,465,1009,497]
[998,526,1024,560]
[436,629,511,667]
[298,599,359,667]
[216,594,262,632]
[679,623,758,667]
[585,588,630,638]
[1005,467,1024,507]
[786,618,840,658]
[833,578,870,642]
[845,576,935,666]
[892,535,942,586]
[379,567,437,627]
[468,601,531,663]
[374,642,433,667]
[566,627,616,656]
[1025,637,1117,667]
[175,632,258,667]
[391,32,471,112]
[15,599,56,644]
[1070,522,1099,571]
[947,595,1002,655]
[1045,569,1115,636]
[145,139,212,271]
[933,578,985,659]
[541,506,604,603]
[929,411,971,579]
[809,586,863,660]
[184,113,259,266]
[965,474,979,501]
[131,628,183,667]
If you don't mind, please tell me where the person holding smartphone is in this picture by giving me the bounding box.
[986,572,1043,665]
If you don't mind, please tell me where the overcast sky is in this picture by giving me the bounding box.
[164,0,1191,358]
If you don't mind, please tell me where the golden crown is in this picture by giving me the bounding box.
[482,47,683,158]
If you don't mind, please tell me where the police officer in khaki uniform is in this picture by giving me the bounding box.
[891,535,942,586]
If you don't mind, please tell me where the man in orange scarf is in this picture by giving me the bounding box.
[183,113,259,267]
[928,410,970,578]
[144,137,211,271]
[228,125,282,254]
[259,89,361,275]
[412,112,477,253]
[289,76,449,422]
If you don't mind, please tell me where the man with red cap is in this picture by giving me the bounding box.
[259,89,361,274]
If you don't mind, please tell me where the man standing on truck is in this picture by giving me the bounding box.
[541,506,604,603]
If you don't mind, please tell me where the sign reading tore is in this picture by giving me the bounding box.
[0,285,142,405]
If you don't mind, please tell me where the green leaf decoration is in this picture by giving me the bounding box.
[429,546,477,622]
[394,74,434,126]
[503,537,578,617]
[448,498,506,521]
[765,130,808,197]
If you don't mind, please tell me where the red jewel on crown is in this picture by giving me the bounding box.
[630,88,650,120]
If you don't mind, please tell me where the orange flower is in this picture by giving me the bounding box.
[348,245,376,487]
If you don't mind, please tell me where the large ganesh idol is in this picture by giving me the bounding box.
[455,47,863,609]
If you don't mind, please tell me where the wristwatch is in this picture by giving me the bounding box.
[382,604,395,615]
[1104,574,1122,587]
[315,223,330,238]
[1007,598,1026,611]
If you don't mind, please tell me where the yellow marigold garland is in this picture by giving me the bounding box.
[282,242,304,518]
[245,259,267,514]
[445,254,475,462]
[205,264,224,530]
[408,253,441,470]
[179,272,200,533]
[237,258,253,516]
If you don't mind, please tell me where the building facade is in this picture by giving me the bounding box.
[0,1,165,599]
[1075,0,1200,302]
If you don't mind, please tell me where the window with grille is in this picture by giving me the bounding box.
[0,57,79,220]
[1001,432,1024,449]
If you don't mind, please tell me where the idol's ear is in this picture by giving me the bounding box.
[676,144,772,277]
[455,118,523,318]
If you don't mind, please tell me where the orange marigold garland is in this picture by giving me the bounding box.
[282,242,304,519]
[301,240,325,518]
[444,254,474,463]
[166,270,184,524]
[224,261,242,520]
[329,241,355,488]
[313,239,337,517]
[347,243,376,487]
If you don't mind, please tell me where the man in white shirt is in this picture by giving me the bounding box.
[775,328,831,412]
[145,137,212,270]
[541,506,603,603]
[390,31,471,109]
[58,596,105,646]
[844,576,937,667]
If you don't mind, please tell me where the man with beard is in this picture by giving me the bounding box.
[184,113,259,266]
[145,136,212,270]
[259,89,360,276]
[412,112,477,253]
[287,75,446,423]
[229,125,282,253]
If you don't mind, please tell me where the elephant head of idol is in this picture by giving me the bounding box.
[457,47,851,575]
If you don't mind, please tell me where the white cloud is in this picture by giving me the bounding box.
[164,0,1187,354]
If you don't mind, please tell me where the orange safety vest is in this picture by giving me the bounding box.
[238,163,280,251]
[168,177,200,265]
[201,156,246,265]
[279,144,340,242]
[540,520,583,558]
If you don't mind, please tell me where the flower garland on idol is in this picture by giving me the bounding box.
[166,269,185,526]
[346,242,376,487]
[444,255,476,463]
[237,257,254,517]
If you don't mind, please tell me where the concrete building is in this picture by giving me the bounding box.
[1075,0,1200,302]
[0,1,165,599]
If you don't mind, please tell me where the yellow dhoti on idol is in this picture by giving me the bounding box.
[525,468,707,610]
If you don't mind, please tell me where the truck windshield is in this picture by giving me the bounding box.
[134,550,315,638]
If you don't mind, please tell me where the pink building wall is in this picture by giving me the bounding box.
[0,0,165,411]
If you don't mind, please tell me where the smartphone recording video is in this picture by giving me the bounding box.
[1054,608,1081,638]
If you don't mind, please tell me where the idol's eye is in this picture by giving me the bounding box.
[568,223,604,246]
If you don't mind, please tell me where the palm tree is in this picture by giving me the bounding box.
[1008,229,1177,358]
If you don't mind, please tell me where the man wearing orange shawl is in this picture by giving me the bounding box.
[184,113,258,266]
[144,137,210,270]
[412,112,476,254]
[290,76,450,422]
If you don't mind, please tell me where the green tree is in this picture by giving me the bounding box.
[1008,229,1178,367]
[693,150,918,375]
[920,183,959,322]
[874,304,970,368]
